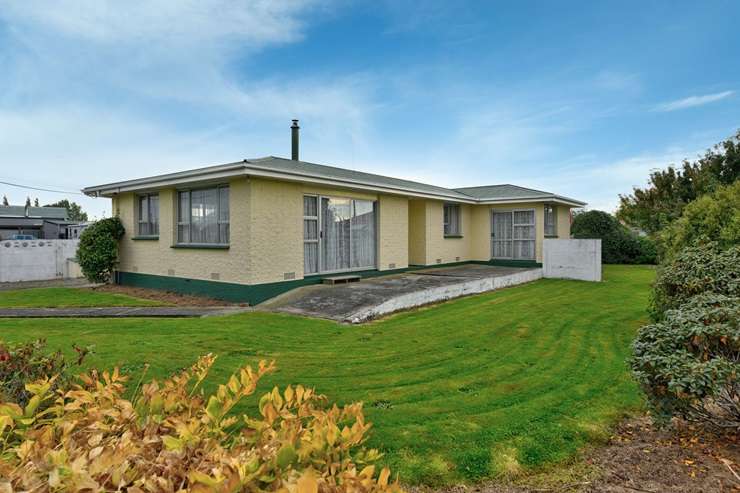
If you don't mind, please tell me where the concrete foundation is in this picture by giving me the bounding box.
[265,265,543,323]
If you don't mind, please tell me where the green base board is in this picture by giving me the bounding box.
[115,259,541,305]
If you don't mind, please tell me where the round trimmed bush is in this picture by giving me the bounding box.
[631,293,739,429]
[650,244,740,320]
[77,216,125,283]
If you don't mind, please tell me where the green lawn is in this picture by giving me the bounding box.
[0,265,654,485]
[0,287,165,308]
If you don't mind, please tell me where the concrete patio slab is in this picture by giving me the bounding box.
[0,306,251,318]
[263,265,542,323]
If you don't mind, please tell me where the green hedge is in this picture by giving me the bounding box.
[571,210,656,264]
[77,217,125,283]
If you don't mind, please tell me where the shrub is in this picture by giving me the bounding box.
[0,339,90,407]
[571,210,656,264]
[631,294,739,430]
[77,216,125,283]
[659,180,740,260]
[650,244,740,320]
[0,356,402,492]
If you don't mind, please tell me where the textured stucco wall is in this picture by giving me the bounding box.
[543,239,601,281]
[407,200,427,265]
[555,205,572,238]
[115,178,250,284]
[377,194,408,270]
[422,201,473,264]
[248,178,303,284]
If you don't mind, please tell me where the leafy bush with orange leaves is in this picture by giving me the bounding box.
[0,355,402,492]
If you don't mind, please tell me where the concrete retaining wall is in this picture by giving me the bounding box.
[347,268,543,323]
[543,239,601,282]
[0,239,81,283]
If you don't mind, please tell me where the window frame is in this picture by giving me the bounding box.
[136,193,159,238]
[443,203,462,237]
[176,185,230,246]
[544,204,558,237]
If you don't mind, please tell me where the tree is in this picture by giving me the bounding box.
[44,199,88,221]
[660,181,740,259]
[24,196,31,207]
[617,130,740,235]
[33,198,39,207]
[1,195,8,206]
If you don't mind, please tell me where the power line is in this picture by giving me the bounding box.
[0,180,89,197]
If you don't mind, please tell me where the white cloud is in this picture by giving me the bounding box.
[653,90,734,112]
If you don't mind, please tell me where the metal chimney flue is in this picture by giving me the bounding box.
[291,119,300,161]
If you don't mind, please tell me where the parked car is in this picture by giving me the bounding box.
[10,234,36,240]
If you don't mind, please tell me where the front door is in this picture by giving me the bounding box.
[491,210,535,260]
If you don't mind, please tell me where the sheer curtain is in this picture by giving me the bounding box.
[513,210,535,260]
[303,196,319,274]
[351,200,376,268]
[322,197,351,272]
[492,211,513,258]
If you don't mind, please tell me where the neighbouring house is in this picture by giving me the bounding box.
[0,205,70,240]
[83,121,585,304]
[66,221,94,239]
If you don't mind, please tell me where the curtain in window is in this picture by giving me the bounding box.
[303,196,319,274]
[177,191,190,243]
[492,211,513,258]
[177,187,228,244]
[513,210,535,260]
[544,204,556,236]
[321,197,351,272]
[444,204,460,235]
[351,200,376,268]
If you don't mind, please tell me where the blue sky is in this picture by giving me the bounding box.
[1,1,738,218]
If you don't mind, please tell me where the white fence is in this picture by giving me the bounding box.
[0,239,82,283]
[543,239,602,282]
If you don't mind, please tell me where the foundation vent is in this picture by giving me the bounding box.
[436,258,442,264]
[167,269,175,276]
[284,272,296,280]
[388,263,396,269]
[132,266,138,272]
[211,273,220,280]
[455,256,460,262]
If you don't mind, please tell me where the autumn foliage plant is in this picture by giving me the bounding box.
[0,355,402,492]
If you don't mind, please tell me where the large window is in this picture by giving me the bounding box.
[303,195,376,274]
[491,209,536,260]
[544,204,557,236]
[443,203,461,236]
[303,196,319,274]
[137,193,159,236]
[177,186,229,245]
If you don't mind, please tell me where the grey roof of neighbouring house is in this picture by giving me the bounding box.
[83,155,586,206]
[0,206,68,220]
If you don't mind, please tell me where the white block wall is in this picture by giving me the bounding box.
[543,239,602,282]
[0,239,81,283]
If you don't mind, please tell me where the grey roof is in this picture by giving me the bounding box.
[0,205,68,220]
[247,157,474,201]
[83,155,585,206]
[0,206,26,217]
[28,207,68,219]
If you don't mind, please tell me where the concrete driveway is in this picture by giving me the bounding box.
[262,264,542,323]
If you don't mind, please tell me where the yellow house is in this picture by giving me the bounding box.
[83,124,584,304]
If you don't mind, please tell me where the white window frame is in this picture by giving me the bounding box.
[443,203,461,236]
[136,193,159,237]
[303,195,320,274]
[490,208,536,260]
[176,185,230,245]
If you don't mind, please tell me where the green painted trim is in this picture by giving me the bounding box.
[115,259,542,306]
[171,243,230,250]
[487,259,542,268]
[131,236,159,241]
